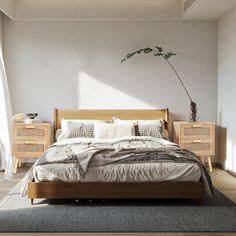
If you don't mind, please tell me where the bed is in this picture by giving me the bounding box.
[27,108,210,204]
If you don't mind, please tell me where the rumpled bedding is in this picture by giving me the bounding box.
[21,136,213,196]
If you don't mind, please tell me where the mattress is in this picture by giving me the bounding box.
[33,161,201,182]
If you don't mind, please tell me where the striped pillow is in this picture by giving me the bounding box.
[58,121,94,139]
[135,121,164,138]
[113,118,165,139]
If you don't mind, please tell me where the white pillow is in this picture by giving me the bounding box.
[113,117,138,126]
[94,123,135,139]
[113,117,165,139]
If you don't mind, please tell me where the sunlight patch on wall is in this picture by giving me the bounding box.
[234,143,236,172]
[77,72,154,109]
[225,138,234,171]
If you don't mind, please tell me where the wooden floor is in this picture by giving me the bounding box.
[0,166,28,201]
[0,167,236,236]
[210,168,236,203]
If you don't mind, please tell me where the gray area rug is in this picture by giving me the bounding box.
[0,180,235,232]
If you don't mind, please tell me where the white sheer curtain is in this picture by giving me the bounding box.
[0,12,13,178]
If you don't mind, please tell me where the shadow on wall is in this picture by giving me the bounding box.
[77,71,188,139]
[76,65,189,116]
[77,70,180,139]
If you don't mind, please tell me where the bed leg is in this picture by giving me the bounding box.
[31,198,34,205]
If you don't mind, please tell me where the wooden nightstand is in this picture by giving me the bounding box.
[173,121,215,172]
[12,123,51,173]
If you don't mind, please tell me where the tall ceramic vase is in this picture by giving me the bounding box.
[190,101,197,122]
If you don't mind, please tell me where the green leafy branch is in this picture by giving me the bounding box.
[121,46,194,103]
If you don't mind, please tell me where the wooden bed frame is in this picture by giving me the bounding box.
[28,108,205,204]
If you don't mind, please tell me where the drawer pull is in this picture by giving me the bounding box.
[24,141,36,145]
[25,125,36,129]
[192,140,203,143]
[192,124,202,128]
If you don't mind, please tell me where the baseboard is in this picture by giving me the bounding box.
[212,162,221,168]
[226,169,236,177]
[217,163,236,177]
[217,162,225,169]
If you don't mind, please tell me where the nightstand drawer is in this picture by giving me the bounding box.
[180,123,214,140]
[13,141,48,157]
[179,139,215,156]
[13,124,49,140]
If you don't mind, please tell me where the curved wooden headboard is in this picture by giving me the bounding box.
[54,108,169,132]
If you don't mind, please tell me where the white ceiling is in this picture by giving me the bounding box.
[14,0,182,20]
[0,0,236,21]
[182,0,236,20]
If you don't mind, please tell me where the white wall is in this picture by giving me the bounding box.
[3,18,217,123]
[218,7,236,173]
[3,18,218,162]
